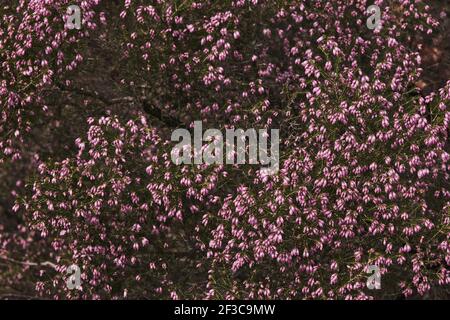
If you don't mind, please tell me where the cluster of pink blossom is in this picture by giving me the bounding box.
[0,0,101,163]
[21,115,229,299]
[1,0,449,299]
[23,116,175,298]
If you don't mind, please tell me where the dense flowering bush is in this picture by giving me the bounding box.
[0,0,102,163]
[0,0,449,299]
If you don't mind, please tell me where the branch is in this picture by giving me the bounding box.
[55,82,182,128]
[0,255,57,269]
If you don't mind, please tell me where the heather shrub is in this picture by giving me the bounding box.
[0,0,102,162]
[0,0,448,299]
